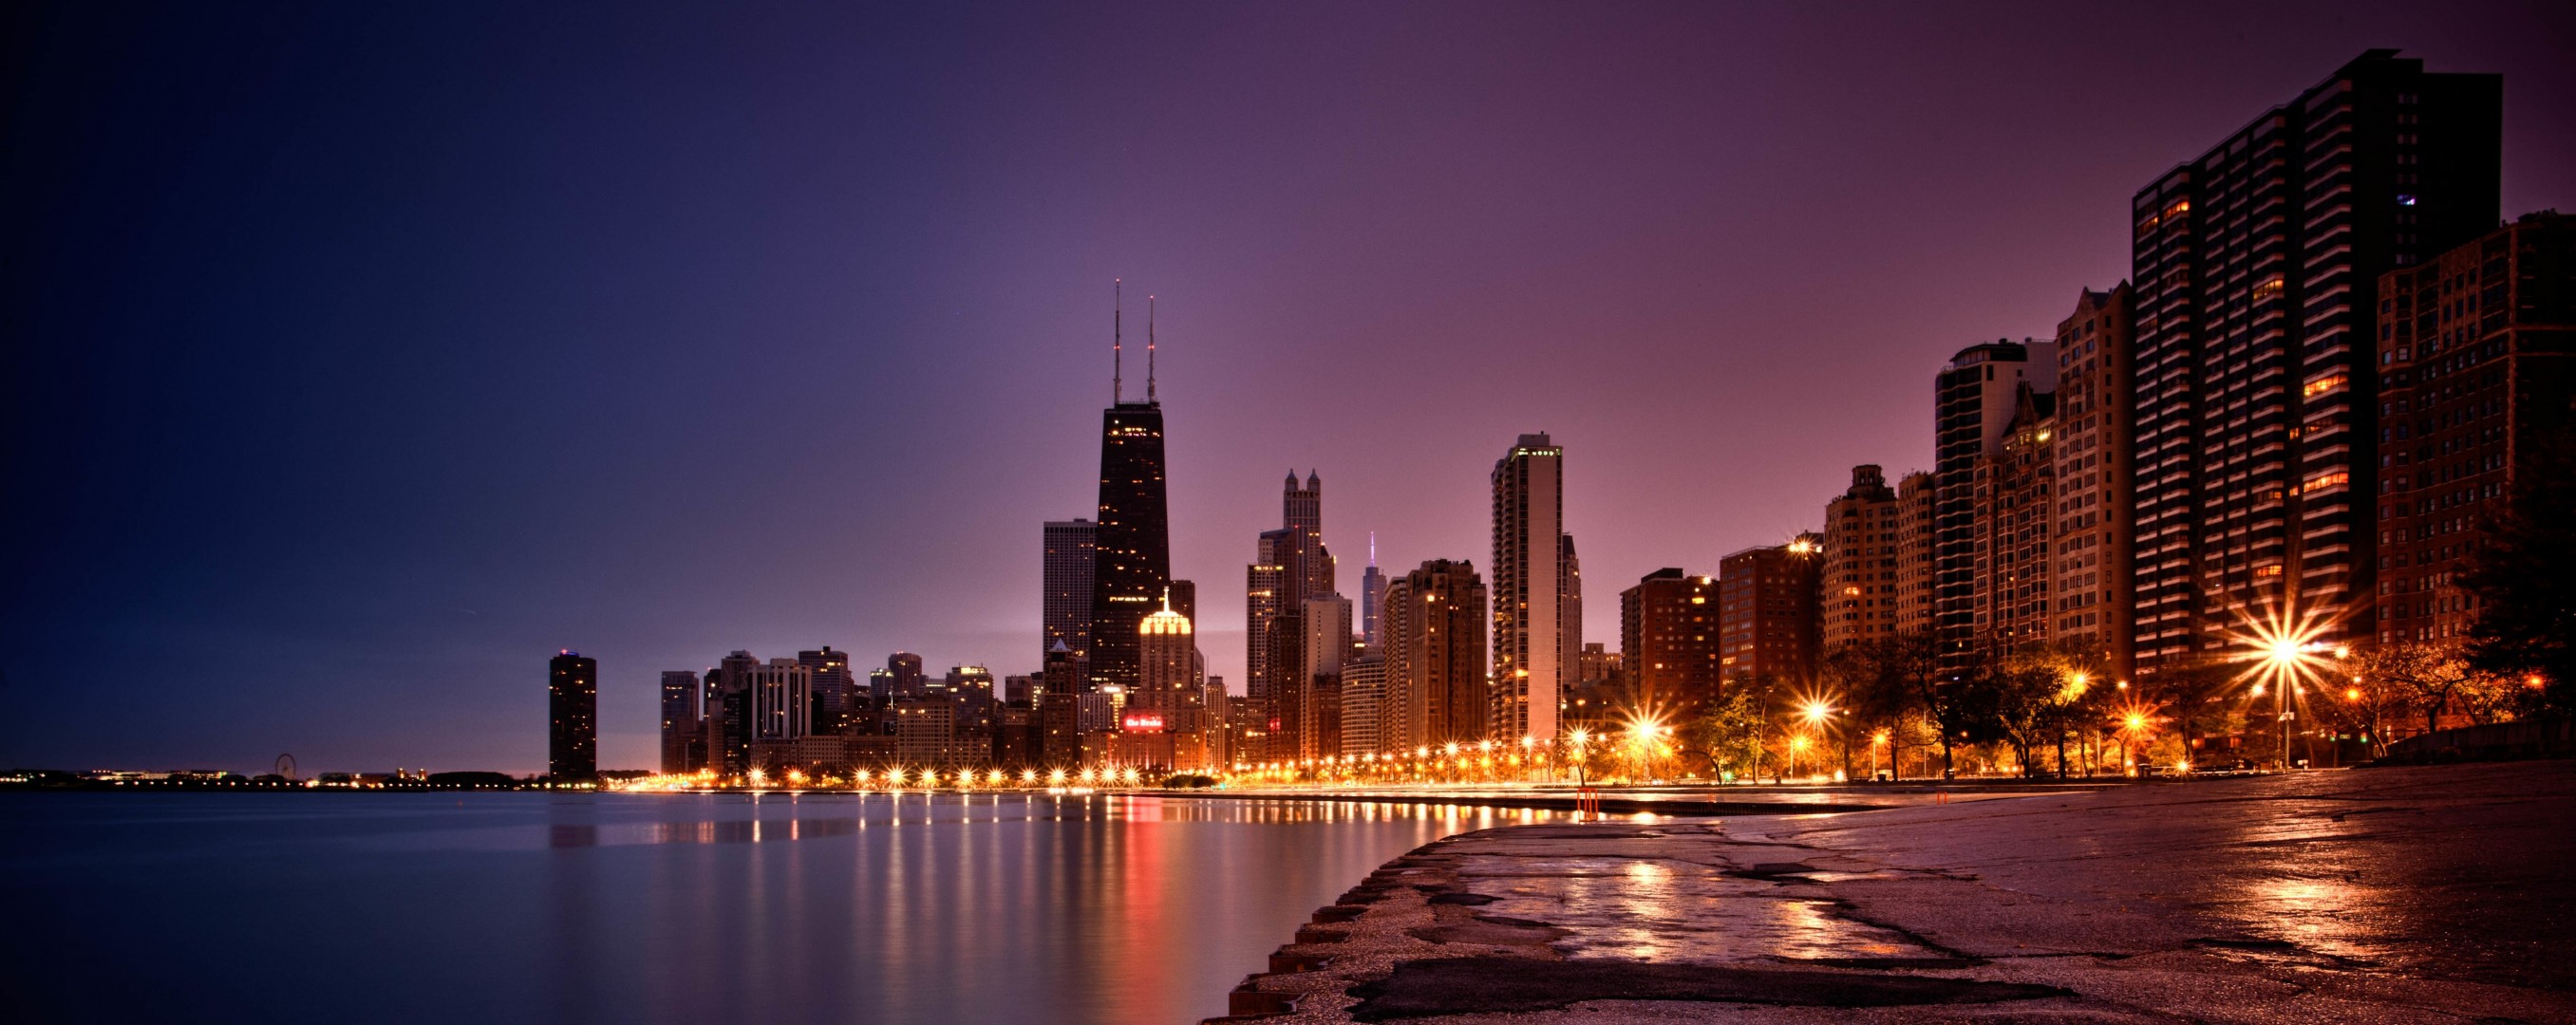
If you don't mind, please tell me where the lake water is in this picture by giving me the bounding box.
[0,792,1558,1024]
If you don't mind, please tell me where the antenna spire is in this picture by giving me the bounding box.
[1369,531,1377,568]
[1146,294,1157,403]
[1112,279,1122,404]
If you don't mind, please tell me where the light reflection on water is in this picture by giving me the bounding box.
[1,792,1543,1024]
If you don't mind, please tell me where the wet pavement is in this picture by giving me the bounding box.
[1214,761,2576,1023]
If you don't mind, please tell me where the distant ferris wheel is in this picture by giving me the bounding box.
[275,754,297,780]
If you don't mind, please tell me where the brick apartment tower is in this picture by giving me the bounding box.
[1822,466,1905,652]
[2050,285,2136,678]
[2377,212,2575,646]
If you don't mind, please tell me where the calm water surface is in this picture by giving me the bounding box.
[2,792,1557,1024]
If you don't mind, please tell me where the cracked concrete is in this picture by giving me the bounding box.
[1209,762,2576,1024]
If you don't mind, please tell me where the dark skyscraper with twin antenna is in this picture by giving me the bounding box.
[1087,285,1172,693]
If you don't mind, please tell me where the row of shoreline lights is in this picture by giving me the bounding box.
[630,602,2438,793]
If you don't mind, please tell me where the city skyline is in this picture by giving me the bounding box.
[9,6,2576,774]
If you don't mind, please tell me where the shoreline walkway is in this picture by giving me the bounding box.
[1212,761,2576,1023]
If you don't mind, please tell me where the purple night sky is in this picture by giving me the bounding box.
[5,2,2571,773]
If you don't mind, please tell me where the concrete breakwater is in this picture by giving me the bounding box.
[1207,762,2576,1023]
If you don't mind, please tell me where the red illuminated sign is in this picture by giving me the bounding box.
[1121,712,1166,733]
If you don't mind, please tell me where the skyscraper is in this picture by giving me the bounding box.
[1299,593,1353,759]
[1360,532,1385,650]
[2050,284,2135,674]
[706,650,759,775]
[2378,212,2574,646]
[1379,559,1488,753]
[1822,465,1904,652]
[1934,341,2057,670]
[1247,529,1289,702]
[1043,518,1097,673]
[1340,654,1385,757]
[2130,50,2499,672]
[1088,288,1172,693]
[1620,568,1721,718]
[548,650,597,780]
[1134,590,1198,731]
[1248,470,1334,739]
[798,646,853,736]
[885,652,924,699]
[659,669,702,774]
[1492,434,1568,742]
[749,658,812,741]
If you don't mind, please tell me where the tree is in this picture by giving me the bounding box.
[1689,675,1775,781]
[2141,661,2245,765]
[1984,647,2077,777]
[2357,640,2501,736]
[1836,632,1975,778]
[2460,419,2576,714]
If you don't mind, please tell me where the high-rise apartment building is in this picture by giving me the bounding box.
[1971,386,2058,654]
[548,650,597,780]
[1088,290,1173,693]
[2378,212,2574,645]
[1379,559,1488,753]
[1043,518,1097,672]
[1341,655,1385,756]
[1492,434,1570,742]
[2131,49,2499,671]
[1620,568,1721,718]
[659,669,702,774]
[1719,537,1822,686]
[2051,285,2136,675]
[1935,341,2058,670]
[1895,470,1937,636]
[1822,465,1904,651]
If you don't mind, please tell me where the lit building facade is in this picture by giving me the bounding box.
[1341,655,1384,756]
[1491,434,1569,742]
[1380,559,1487,753]
[1719,537,1822,686]
[1134,590,1197,731]
[1620,568,1721,718]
